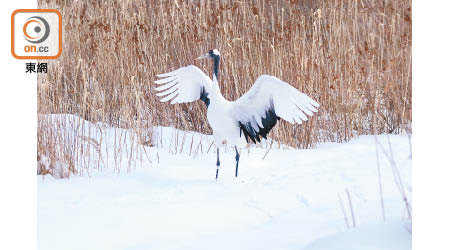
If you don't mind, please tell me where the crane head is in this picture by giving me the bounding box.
[196,49,220,60]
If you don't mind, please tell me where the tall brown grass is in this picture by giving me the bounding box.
[37,0,411,176]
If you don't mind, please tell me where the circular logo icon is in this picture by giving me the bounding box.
[23,16,50,44]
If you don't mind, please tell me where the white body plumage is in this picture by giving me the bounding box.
[206,75,246,148]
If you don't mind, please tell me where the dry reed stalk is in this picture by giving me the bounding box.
[346,188,356,228]
[375,135,412,219]
[374,136,386,222]
[338,192,350,229]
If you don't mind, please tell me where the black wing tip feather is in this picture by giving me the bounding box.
[199,87,210,107]
[239,108,280,144]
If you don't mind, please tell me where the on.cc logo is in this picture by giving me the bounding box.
[11,9,62,60]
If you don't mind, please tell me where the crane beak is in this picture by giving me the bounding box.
[196,53,210,60]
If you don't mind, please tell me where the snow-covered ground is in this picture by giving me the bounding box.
[38,115,411,250]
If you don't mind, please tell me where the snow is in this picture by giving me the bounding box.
[303,220,411,250]
[38,114,411,250]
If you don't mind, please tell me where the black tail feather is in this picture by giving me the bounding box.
[239,106,280,144]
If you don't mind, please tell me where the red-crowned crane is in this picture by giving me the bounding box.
[154,49,319,179]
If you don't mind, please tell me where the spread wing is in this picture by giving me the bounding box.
[154,65,212,107]
[230,75,320,143]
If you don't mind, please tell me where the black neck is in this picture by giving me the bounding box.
[213,56,220,79]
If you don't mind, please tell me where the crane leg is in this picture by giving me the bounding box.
[235,146,240,177]
[216,148,220,179]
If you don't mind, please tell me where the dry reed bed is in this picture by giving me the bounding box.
[37,0,411,176]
